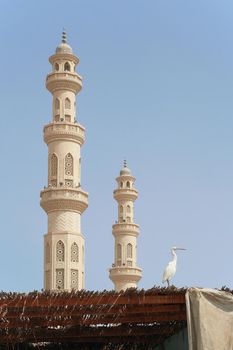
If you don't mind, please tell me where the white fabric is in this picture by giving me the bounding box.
[186,288,233,350]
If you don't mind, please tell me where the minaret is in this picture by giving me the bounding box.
[40,32,88,291]
[109,161,142,291]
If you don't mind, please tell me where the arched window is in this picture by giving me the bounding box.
[65,153,73,176]
[46,243,50,263]
[120,205,123,213]
[54,63,59,71]
[126,181,130,188]
[126,205,131,213]
[51,154,58,177]
[64,62,71,71]
[56,240,65,262]
[127,243,133,259]
[55,98,60,109]
[71,243,79,262]
[65,97,71,109]
[117,244,122,261]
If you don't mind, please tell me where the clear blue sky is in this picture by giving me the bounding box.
[1,0,233,292]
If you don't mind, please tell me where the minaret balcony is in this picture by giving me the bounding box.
[44,122,85,145]
[46,72,82,93]
[109,266,142,282]
[114,188,138,202]
[112,223,140,237]
[40,187,88,213]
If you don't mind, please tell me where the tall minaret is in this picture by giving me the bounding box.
[40,32,88,291]
[109,161,142,291]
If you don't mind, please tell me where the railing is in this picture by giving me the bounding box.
[46,72,82,83]
[44,122,85,137]
[114,188,138,198]
[112,223,139,232]
[110,267,142,275]
[43,122,85,144]
[40,188,88,204]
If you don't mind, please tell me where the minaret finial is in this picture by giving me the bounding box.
[62,29,67,44]
[124,159,127,168]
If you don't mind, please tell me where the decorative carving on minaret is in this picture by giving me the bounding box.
[109,161,142,291]
[40,32,88,291]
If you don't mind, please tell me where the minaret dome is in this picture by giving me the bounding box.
[56,31,73,54]
[120,160,132,176]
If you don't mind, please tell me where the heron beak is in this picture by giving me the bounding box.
[176,248,186,250]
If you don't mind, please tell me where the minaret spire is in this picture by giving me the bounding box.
[109,162,142,291]
[40,35,88,291]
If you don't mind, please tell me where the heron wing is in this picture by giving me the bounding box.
[162,261,176,282]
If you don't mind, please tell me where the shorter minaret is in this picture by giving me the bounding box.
[109,161,142,291]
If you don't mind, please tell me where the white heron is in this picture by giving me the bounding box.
[162,247,186,287]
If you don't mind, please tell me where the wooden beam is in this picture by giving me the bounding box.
[0,323,186,344]
[2,303,186,319]
[0,292,185,308]
[0,311,186,329]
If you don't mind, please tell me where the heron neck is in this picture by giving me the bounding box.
[171,250,177,262]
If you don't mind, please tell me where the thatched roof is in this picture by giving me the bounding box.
[0,287,187,349]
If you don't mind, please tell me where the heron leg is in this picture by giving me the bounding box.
[167,280,170,287]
